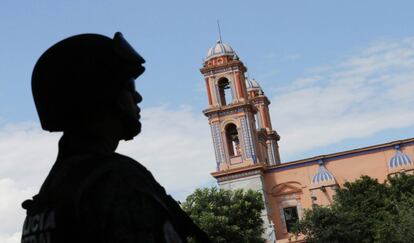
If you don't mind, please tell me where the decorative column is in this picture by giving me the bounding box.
[205,77,212,106]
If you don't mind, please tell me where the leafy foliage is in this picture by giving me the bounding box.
[182,187,265,243]
[292,174,414,243]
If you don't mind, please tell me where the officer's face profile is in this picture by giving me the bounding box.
[115,77,143,140]
[127,78,142,124]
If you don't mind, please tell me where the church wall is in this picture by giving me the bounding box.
[263,142,414,241]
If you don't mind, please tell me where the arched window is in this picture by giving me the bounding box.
[225,123,241,156]
[218,78,232,106]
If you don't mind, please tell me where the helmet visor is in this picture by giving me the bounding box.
[113,32,146,78]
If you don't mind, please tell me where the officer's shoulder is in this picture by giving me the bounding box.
[99,153,147,171]
[98,153,166,193]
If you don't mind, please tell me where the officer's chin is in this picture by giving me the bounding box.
[122,120,141,141]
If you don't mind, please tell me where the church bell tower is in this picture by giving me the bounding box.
[201,39,281,237]
[200,40,281,173]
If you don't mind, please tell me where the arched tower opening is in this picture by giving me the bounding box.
[218,78,232,106]
[225,123,240,157]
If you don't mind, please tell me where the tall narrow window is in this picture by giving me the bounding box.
[283,206,299,232]
[225,123,240,156]
[255,114,262,129]
[218,78,232,106]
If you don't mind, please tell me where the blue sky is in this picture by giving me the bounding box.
[1,1,414,241]
[2,0,414,122]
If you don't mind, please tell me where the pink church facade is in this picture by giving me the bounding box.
[200,40,414,242]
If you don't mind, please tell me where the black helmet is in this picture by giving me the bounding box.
[32,32,145,132]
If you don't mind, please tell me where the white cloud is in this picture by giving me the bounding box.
[271,37,414,159]
[0,232,20,243]
[0,179,36,243]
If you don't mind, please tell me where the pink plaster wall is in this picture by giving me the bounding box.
[263,143,414,241]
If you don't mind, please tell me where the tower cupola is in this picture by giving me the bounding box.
[310,160,338,206]
[311,160,337,187]
[205,40,236,61]
[388,145,414,174]
[246,78,262,91]
[246,78,264,97]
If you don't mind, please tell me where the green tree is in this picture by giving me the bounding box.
[292,174,414,243]
[182,187,265,243]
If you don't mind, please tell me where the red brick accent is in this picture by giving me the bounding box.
[261,106,269,128]
[205,78,213,105]
[235,72,244,99]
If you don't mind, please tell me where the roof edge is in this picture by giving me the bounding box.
[266,137,414,172]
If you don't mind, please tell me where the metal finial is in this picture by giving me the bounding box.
[217,19,222,42]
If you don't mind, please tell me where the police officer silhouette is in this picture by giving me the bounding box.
[21,32,210,243]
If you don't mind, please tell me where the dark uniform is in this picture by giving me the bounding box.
[22,33,209,243]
